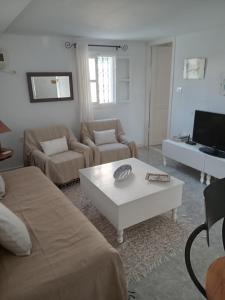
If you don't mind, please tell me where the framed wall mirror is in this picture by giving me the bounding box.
[27,72,74,103]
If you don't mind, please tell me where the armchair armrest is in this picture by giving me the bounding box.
[70,141,93,167]
[118,135,138,158]
[31,149,50,172]
[83,137,100,165]
[118,134,133,144]
[70,141,89,152]
[83,137,97,148]
[33,149,49,159]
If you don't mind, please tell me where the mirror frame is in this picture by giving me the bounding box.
[27,72,74,103]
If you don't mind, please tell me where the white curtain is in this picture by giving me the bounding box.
[144,42,152,147]
[76,42,94,122]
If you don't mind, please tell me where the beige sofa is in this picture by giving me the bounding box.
[24,125,92,184]
[81,119,138,165]
[0,167,127,300]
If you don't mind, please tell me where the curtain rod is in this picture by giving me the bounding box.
[65,42,128,51]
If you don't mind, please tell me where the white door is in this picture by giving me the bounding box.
[149,44,172,145]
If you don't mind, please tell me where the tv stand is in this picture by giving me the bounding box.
[162,139,225,185]
[199,146,225,158]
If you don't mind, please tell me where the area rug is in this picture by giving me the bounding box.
[62,183,192,283]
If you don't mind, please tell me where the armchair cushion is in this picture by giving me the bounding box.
[40,136,68,156]
[94,129,117,146]
[50,151,83,164]
[98,143,130,164]
[48,151,84,184]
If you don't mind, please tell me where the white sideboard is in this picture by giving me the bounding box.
[162,139,225,185]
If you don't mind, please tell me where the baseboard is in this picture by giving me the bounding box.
[137,144,145,148]
[141,145,163,153]
[150,147,162,154]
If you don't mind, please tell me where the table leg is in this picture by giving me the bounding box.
[163,156,167,167]
[117,230,124,244]
[200,172,205,184]
[172,208,177,222]
[206,174,211,186]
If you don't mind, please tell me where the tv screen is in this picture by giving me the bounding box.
[193,110,225,152]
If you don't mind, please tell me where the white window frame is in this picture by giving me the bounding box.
[116,56,131,103]
[89,52,116,106]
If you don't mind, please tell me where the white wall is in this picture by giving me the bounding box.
[170,27,225,137]
[0,34,146,170]
[94,42,146,146]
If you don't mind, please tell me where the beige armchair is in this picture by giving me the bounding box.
[80,119,138,165]
[24,125,92,185]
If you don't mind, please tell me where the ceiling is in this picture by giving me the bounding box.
[0,0,32,33]
[2,0,225,40]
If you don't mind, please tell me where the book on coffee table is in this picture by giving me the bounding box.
[145,172,170,182]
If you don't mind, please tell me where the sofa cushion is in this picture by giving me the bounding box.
[40,136,68,156]
[0,175,5,199]
[98,143,131,164]
[0,202,32,256]
[94,129,117,146]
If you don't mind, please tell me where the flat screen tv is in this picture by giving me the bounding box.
[193,110,225,157]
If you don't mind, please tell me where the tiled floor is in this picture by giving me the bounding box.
[129,147,223,300]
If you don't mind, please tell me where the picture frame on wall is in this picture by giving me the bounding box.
[26,72,74,103]
[183,58,206,80]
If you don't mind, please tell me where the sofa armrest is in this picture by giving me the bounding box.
[118,135,138,158]
[83,137,100,165]
[70,141,93,167]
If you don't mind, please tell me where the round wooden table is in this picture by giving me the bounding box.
[0,148,13,161]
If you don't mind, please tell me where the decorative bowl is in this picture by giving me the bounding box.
[113,164,132,181]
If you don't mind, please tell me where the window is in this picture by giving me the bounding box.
[89,55,115,104]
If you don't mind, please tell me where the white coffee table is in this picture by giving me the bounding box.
[79,158,184,243]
